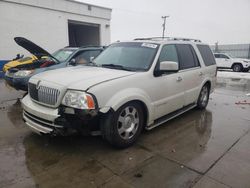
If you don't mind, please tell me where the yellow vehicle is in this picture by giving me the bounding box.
[3,55,37,72]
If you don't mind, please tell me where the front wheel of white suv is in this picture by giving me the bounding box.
[100,102,144,148]
[196,84,210,109]
[232,64,243,72]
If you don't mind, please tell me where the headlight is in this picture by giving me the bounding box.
[62,90,96,109]
[14,70,34,77]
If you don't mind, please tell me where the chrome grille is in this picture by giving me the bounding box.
[29,83,60,106]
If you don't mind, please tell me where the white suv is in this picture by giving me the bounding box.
[21,37,217,148]
[214,53,250,72]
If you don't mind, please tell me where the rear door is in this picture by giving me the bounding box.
[176,44,202,106]
[197,44,217,92]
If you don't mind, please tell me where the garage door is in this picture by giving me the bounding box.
[68,20,100,47]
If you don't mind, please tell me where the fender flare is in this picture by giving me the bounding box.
[99,88,154,125]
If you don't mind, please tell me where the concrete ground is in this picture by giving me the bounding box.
[0,74,250,188]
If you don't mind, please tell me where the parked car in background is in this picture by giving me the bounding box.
[3,55,38,73]
[21,37,217,148]
[214,52,250,72]
[4,37,105,91]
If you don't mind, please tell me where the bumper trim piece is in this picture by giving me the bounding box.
[24,110,63,128]
[23,112,53,134]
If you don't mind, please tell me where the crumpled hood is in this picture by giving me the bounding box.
[31,66,136,91]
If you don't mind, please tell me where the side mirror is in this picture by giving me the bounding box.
[69,58,76,66]
[155,61,179,76]
[160,61,178,71]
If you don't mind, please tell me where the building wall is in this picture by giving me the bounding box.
[0,0,111,60]
[211,44,250,59]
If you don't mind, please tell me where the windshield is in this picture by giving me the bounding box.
[52,49,75,62]
[93,42,159,71]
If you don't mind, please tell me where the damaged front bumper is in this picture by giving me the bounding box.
[21,95,101,135]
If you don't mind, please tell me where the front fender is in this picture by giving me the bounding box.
[100,88,154,125]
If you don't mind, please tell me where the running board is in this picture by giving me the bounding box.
[146,103,196,130]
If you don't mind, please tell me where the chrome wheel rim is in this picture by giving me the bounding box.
[117,106,139,140]
[200,86,208,106]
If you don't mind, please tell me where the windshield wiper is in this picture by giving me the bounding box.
[101,64,134,71]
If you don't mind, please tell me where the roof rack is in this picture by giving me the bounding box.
[134,37,202,43]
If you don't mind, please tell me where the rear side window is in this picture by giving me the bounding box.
[176,44,200,70]
[197,45,216,66]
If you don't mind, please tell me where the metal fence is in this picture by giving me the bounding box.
[210,44,250,59]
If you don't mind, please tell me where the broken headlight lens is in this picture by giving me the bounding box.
[62,90,96,110]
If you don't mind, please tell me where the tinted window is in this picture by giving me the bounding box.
[197,45,216,66]
[176,44,199,70]
[220,54,229,59]
[159,45,179,63]
[214,54,220,58]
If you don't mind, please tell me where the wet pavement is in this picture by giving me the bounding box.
[0,77,250,188]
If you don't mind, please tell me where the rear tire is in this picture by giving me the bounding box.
[196,84,210,110]
[100,102,144,148]
[232,64,243,72]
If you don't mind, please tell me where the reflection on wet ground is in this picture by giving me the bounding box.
[0,77,250,188]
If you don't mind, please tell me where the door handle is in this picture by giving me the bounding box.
[176,76,182,82]
[199,72,204,76]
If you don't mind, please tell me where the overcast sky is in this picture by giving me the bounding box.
[80,0,250,45]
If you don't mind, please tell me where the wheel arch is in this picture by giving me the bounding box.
[199,79,212,95]
[204,80,211,90]
[100,88,154,125]
[123,99,149,128]
[231,62,243,69]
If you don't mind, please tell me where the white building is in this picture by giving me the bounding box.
[0,0,112,60]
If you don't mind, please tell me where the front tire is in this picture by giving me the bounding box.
[232,64,243,72]
[101,102,144,148]
[196,84,210,109]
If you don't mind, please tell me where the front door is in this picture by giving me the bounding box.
[152,44,185,119]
